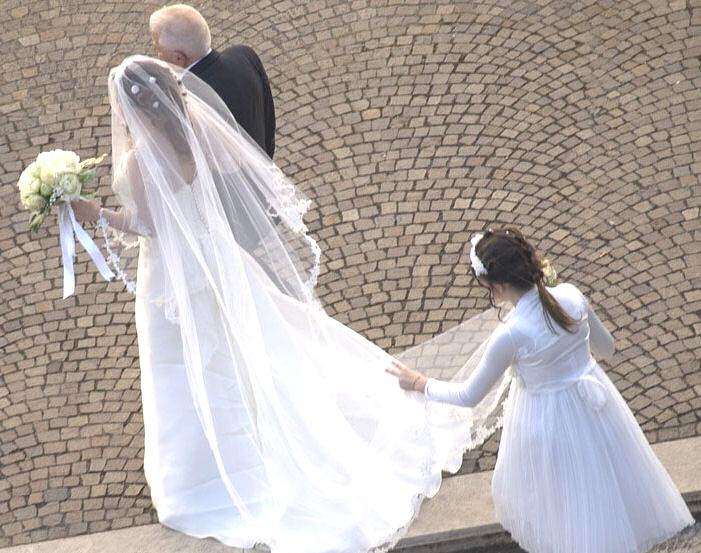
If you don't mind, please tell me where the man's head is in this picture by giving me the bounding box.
[149,4,211,68]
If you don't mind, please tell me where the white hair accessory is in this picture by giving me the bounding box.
[130,84,140,95]
[470,233,488,276]
[152,101,160,109]
[149,76,157,83]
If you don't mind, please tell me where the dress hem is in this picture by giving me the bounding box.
[499,515,695,553]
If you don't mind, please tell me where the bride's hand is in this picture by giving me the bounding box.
[385,360,427,393]
[71,199,100,222]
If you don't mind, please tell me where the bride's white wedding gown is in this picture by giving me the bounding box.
[104,56,486,553]
[133,182,448,553]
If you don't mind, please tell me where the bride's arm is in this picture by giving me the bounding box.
[71,199,136,232]
[71,151,153,236]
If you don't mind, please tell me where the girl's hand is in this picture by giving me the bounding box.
[71,198,100,222]
[386,360,427,393]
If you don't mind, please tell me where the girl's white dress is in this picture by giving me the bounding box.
[426,284,693,553]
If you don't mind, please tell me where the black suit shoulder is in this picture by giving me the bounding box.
[191,46,275,158]
[219,45,267,77]
[220,44,259,59]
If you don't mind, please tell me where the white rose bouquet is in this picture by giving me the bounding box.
[17,149,114,298]
[17,149,106,232]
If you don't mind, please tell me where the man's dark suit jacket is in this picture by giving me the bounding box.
[191,45,275,158]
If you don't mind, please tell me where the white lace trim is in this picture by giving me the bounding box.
[269,167,309,233]
[97,210,137,295]
[304,234,321,293]
[269,166,321,295]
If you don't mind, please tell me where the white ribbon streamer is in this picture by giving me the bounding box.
[59,204,115,298]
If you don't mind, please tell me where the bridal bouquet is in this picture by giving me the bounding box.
[17,149,106,231]
[17,149,114,298]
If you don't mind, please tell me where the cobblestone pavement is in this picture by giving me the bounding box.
[1,0,699,547]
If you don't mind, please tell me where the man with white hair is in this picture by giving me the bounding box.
[150,4,276,158]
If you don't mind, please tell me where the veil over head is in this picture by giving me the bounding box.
[105,55,319,307]
[100,55,510,553]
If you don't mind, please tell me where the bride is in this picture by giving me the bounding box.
[71,55,495,553]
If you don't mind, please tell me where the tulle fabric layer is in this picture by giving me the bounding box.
[493,364,693,553]
[135,233,451,553]
[106,56,508,553]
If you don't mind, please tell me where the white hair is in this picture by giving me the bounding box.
[150,4,211,59]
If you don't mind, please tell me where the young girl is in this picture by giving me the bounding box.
[388,228,693,553]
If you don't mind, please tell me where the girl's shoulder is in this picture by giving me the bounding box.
[550,282,588,317]
[551,281,583,298]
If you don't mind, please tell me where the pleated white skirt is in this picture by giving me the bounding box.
[492,364,693,553]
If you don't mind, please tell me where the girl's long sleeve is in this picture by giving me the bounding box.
[587,304,615,359]
[424,327,516,407]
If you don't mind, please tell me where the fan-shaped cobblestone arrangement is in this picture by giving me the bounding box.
[1,0,699,547]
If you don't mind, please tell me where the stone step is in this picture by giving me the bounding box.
[396,435,701,552]
[2,436,699,553]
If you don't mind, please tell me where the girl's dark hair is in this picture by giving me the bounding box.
[473,228,577,333]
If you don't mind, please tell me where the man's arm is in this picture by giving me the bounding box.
[245,47,276,158]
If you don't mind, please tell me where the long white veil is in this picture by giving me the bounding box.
[398,307,511,473]
[105,56,320,308]
[100,55,509,553]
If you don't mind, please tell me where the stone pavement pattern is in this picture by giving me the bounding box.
[0,0,699,547]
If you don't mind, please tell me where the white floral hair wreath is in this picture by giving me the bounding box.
[470,233,488,276]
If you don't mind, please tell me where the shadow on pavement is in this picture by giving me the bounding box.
[471,522,700,553]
